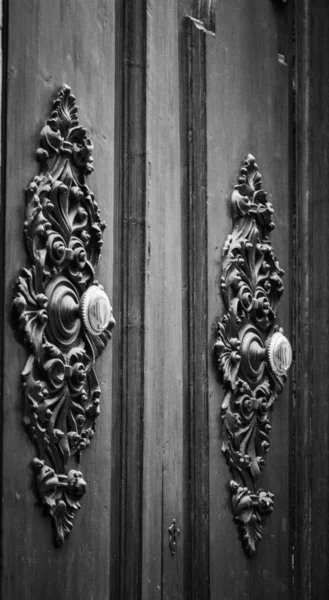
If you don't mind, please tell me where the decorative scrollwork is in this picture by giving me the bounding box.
[13,85,115,546]
[214,154,291,556]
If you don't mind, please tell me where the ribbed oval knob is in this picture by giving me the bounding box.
[267,331,292,377]
[81,286,115,336]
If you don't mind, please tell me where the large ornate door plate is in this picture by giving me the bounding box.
[214,154,291,556]
[13,85,115,546]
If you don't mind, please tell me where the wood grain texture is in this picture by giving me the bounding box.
[141,1,184,598]
[292,2,312,597]
[0,0,7,588]
[2,1,329,598]
[207,1,291,598]
[196,0,218,33]
[183,15,210,600]
[293,2,329,598]
[111,1,147,598]
[1,1,115,598]
[309,0,329,588]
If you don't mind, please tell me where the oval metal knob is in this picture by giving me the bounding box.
[267,331,292,377]
[80,285,115,336]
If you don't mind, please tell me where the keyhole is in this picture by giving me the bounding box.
[168,519,180,556]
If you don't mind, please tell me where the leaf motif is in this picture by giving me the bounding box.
[215,154,290,556]
[12,86,115,546]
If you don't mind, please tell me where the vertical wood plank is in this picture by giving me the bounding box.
[292,1,312,598]
[293,2,329,598]
[111,1,146,599]
[178,5,218,597]
[183,15,211,599]
[0,0,8,586]
[142,1,184,598]
[309,1,329,589]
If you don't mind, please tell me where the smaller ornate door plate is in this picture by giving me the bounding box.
[13,85,115,546]
[214,154,291,556]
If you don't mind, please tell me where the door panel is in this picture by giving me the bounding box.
[207,2,291,598]
[1,1,115,598]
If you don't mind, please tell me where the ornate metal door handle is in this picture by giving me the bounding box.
[12,85,115,546]
[214,154,291,556]
[239,325,292,384]
[46,278,114,346]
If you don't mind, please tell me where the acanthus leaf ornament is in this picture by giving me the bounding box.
[214,154,291,556]
[13,85,115,546]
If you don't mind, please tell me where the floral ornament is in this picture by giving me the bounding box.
[13,86,115,546]
[214,155,291,556]
[230,481,274,556]
[214,305,241,390]
[33,458,87,546]
[231,155,275,234]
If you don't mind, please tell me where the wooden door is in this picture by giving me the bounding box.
[1,1,329,599]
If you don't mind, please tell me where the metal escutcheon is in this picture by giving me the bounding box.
[168,519,180,556]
